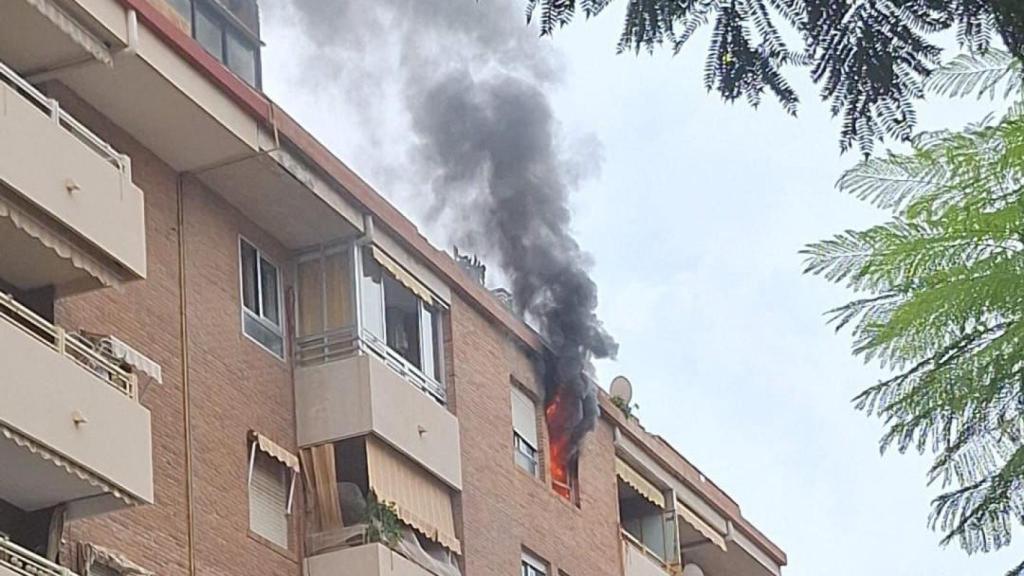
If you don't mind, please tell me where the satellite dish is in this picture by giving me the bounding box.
[682,565,705,576]
[609,375,633,405]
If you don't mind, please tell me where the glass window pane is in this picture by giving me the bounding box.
[165,0,192,31]
[360,251,385,342]
[420,305,436,381]
[244,313,284,357]
[383,274,421,368]
[194,6,223,62]
[240,240,258,314]
[226,31,257,85]
[324,250,353,330]
[259,257,280,326]
[297,257,324,337]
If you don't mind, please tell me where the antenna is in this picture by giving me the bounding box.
[609,375,633,405]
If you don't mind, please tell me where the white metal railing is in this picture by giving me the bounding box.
[0,536,76,576]
[0,59,130,176]
[0,291,137,399]
[296,326,447,404]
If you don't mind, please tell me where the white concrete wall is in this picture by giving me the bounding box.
[295,353,462,490]
[623,538,671,576]
[0,80,146,279]
[305,543,433,576]
[0,317,153,505]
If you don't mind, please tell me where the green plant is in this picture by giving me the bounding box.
[803,50,1024,575]
[610,395,638,420]
[364,493,402,548]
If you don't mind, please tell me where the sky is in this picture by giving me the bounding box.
[260,3,1024,575]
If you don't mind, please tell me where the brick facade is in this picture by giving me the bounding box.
[50,85,302,576]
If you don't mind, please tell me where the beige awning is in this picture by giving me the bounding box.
[22,0,113,66]
[616,458,666,509]
[0,423,137,507]
[251,432,299,472]
[0,194,119,288]
[366,436,461,554]
[371,246,435,305]
[677,500,727,552]
[81,542,153,576]
[98,335,163,384]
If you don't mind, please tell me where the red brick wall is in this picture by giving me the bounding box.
[448,297,622,576]
[50,84,302,576]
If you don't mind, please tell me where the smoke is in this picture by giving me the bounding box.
[269,0,617,459]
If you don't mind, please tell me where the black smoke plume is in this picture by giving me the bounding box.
[270,0,617,459]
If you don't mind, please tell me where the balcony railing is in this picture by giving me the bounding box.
[0,536,75,576]
[295,326,446,404]
[0,59,130,177]
[0,292,136,399]
[621,530,671,576]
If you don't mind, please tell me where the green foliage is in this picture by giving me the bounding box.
[804,52,1024,574]
[522,0,1024,155]
[610,395,638,419]
[364,493,403,548]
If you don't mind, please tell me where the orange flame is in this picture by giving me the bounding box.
[546,390,574,500]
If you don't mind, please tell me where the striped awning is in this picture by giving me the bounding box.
[250,431,299,472]
[0,194,118,288]
[616,458,666,509]
[678,501,727,552]
[366,436,461,554]
[0,423,137,507]
[371,246,435,305]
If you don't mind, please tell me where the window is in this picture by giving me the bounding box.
[296,247,355,338]
[164,0,192,29]
[360,248,445,383]
[511,387,540,477]
[249,450,289,548]
[240,239,284,358]
[521,551,547,576]
[190,0,261,87]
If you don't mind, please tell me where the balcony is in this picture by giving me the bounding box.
[305,543,438,576]
[0,292,153,519]
[294,330,461,490]
[0,59,146,292]
[622,533,671,576]
[0,536,76,576]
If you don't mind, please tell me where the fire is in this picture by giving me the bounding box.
[545,390,575,501]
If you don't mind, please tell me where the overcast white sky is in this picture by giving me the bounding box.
[261,2,1024,574]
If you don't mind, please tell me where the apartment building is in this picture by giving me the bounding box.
[0,2,787,576]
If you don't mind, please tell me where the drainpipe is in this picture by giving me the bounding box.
[26,9,139,84]
[176,174,196,576]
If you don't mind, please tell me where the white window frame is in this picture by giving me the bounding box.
[511,386,540,477]
[514,432,539,477]
[239,236,286,360]
[521,551,548,576]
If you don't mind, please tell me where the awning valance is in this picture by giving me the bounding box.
[370,246,435,306]
[677,500,727,552]
[80,542,153,576]
[0,194,118,288]
[366,436,461,554]
[97,335,163,384]
[250,431,300,472]
[0,423,136,507]
[616,458,666,509]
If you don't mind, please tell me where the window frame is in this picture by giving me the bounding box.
[239,237,286,360]
[511,385,541,477]
[188,0,262,88]
[521,551,548,576]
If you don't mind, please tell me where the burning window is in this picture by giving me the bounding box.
[545,389,580,504]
